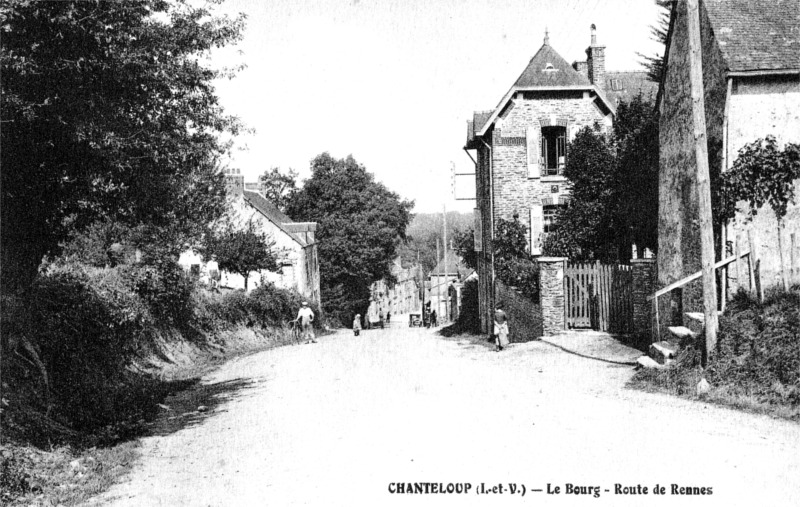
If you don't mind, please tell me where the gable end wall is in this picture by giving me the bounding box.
[657,0,728,329]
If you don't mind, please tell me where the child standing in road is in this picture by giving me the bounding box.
[353,314,362,336]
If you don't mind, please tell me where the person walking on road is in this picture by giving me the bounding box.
[494,308,509,352]
[353,313,362,336]
[296,301,316,344]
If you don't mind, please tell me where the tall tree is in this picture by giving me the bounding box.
[613,93,660,258]
[257,167,299,213]
[285,153,413,324]
[543,125,618,261]
[639,0,673,83]
[1,0,245,294]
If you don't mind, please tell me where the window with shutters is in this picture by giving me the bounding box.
[541,126,567,176]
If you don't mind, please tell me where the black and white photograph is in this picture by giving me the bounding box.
[2,0,799,505]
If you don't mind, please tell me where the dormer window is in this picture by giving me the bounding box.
[543,63,557,72]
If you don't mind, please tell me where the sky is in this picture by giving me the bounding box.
[209,0,665,213]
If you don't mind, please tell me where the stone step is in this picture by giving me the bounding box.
[636,355,669,370]
[668,325,699,348]
[649,340,678,365]
[684,311,721,335]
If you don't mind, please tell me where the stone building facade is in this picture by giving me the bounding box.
[657,0,800,331]
[465,27,655,333]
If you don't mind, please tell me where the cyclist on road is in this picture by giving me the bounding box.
[296,301,316,344]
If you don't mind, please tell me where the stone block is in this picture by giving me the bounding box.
[636,355,667,370]
[649,340,678,365]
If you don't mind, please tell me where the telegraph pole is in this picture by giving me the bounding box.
[436,238,441,325]
[687,0,718,363]
[442,203,449,323]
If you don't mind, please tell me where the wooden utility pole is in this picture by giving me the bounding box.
[443,204,449,323]
[791,233,797,284]
[436,238,441,325]
[687,0,718,360]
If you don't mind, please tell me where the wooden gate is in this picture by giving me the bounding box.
[565,262,633,333]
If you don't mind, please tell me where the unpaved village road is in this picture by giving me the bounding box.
[93,322,800,507]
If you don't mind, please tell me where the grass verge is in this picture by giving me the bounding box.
[1,324,303,506]
[629,287,800,422]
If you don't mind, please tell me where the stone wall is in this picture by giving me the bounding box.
[495,278,543,342]
[657,0,728,325]
[538,257,566,335]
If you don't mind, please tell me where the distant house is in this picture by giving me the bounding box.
[657,0,800,320]
[464,26,655,332]
[179,170,321,303]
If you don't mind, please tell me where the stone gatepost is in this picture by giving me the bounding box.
[538,257,567,336]
[631,258,657,343]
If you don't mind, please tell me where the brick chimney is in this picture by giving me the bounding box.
[586,24,606,90]
[224,168,244,197]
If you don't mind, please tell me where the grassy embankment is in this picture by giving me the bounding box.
[1,261,322,506]
[629,286,800,421]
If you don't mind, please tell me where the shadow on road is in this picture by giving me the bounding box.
[146,377,258,438]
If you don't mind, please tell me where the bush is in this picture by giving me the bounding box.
[26,264,155,430]
[456,279,480,333]
[706,288,800,405]
[7,259,322,438]
[120,261,196,327]
[495,257,540,301]
[248,284,310,327]
[632,286,800,416]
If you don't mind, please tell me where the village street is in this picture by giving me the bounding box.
[92,322,800,507]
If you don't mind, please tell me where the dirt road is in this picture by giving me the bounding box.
[92,322,800,506]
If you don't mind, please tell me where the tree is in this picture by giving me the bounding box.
[257,167,299,213]
[285,153,413,324]
[453,228,477,271]
[397,211,473,272]
[543,93,660,262]
[613,93,660,258]
[203,219,278,290]
[493,215,540,300]
[639,0,673,83]
[543,125,618,261]
[1,1,245,294]
[718,137,800,290]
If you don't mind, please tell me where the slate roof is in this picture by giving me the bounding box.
[604,71,659,104]
[243,190,307,247]
[466,110,493,148]
[704,0,800,72]
[465,37,620,143]
[513,42,592,88]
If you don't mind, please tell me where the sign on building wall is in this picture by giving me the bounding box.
[474,208,483,252]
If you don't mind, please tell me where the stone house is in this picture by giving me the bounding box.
[179,170,321,303]
[464,26,655,332]
[657,0,800,324]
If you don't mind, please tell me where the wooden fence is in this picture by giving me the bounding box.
[565,262,633,333]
